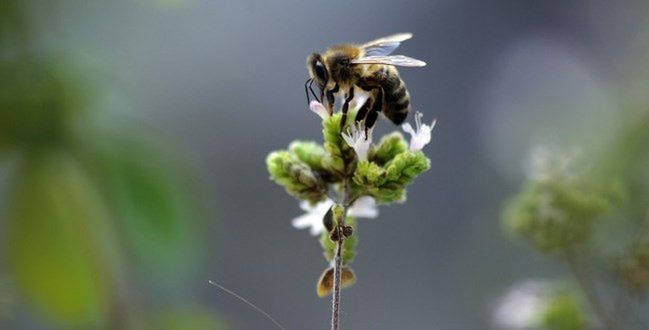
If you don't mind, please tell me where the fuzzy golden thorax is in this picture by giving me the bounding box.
[321,44,365,88]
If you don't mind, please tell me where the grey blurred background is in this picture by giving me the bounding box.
[2,0,648,329]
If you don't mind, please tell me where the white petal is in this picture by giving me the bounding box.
[401,122,416,137]
[309,101,330,120]
[348,196,379,218]
[292,199,333,236]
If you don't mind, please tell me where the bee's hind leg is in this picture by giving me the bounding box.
[363,88,383,139]
[354,98,372,124]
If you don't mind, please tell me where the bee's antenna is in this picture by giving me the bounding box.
[208,280,287,330]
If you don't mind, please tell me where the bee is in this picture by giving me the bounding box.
[305,33,426,134]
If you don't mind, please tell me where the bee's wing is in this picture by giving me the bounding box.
[350,55,426,67]
[362,33,413,57]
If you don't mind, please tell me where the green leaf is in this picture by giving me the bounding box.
[541,293,586,330]
[0,59,88,151]
[7,152,112,326]
[81,134,203,278]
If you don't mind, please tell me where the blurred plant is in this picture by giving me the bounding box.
[266,99,435,329]
[0,1,224,329]
[494,280,587,330]
[501,114,649,329]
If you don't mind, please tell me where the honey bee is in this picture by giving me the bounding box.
[306,33,426,133]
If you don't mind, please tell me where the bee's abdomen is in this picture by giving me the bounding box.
[380,69,410,125]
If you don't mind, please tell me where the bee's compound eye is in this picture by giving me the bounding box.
[314,61,326,81]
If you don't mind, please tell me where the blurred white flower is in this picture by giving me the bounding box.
[292,197,379,236]
[309,100,330,120]
[342,123,373,161]
[493,280,551,329]
[526,145,581,182]
[402,112,436,151]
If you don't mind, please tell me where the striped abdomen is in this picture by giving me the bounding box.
[379,66,410,125]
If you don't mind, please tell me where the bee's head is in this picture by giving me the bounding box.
[305,53,328,104]
[307,53,328,87]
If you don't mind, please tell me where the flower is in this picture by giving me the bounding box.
[309,100,330,120]
[342,123,373,161]
[526,145,581,183]
[493,280,550,329]
[401,112,436,151]
[292,196,379,236]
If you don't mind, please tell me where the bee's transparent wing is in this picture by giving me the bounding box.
[350,55,426,67]
[362,33,413,57]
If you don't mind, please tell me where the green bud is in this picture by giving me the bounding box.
[368,186,407,204]
[384,151,431,185]
[322,114,354,177]
[370,132,408,165]
[332,204,344,220]
[353,151,429,204]
[289,140,326,172]
[266,151,326,203]
[353,160,386,188]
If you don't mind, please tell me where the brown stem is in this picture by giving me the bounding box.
[331,180,352,330]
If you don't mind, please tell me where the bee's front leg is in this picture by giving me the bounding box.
[325,83,339,115]
[340,86,355,130]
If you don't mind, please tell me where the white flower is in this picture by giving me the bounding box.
[342,123,373,161]
[493,280,551,329]
[401,112,436,152]
[292,197,379,236]
[526,145,581,183]
[309,100,330,120]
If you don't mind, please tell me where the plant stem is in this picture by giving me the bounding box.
[565,251,616,330]
[331,179,351,330]
[331,233,344,330]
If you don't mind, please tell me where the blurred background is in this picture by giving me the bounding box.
[1,0,648,329]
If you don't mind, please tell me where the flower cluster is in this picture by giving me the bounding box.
[266,99,435,296]
[503,147,624,253]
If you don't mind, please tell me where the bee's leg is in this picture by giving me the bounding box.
[354,97,372,124]
[326,83,339,115]
[355,85,378,124]
[340,86,355,130]
[364,88,383,139]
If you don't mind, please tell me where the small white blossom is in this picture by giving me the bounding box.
[526,145,581,182]
[292,197,379,236]
[342,123,373,161]
[402,112,436,151]
[493,280,552,329]
[309,100,330,120]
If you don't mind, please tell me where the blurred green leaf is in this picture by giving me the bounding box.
[82,133,203,279]
[0,60,88,151]
[7,151,112,326]
[541,293,586,330]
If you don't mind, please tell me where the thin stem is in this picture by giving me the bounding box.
[331,179,351,330]
[331,234,343,330]
[565,251,616,330]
